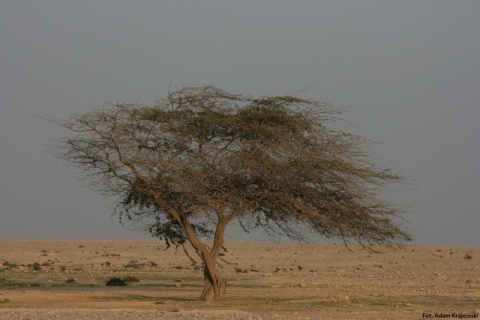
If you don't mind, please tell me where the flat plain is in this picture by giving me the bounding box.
[0,240,479,319]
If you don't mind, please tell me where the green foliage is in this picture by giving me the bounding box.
[53,85,411,247]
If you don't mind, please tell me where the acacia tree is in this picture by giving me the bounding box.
[51,86,410,302]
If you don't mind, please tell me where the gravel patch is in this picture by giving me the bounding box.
[0,309,339,320]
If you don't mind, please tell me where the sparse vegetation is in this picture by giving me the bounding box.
[0,278,23,288]
[0,241,479,318]
[124,262,142,269]
[32,263,42,271]
[234,268,259,273]
[93,294,156,302]
[1,261,18,270]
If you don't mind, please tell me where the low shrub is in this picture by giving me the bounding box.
[105,277,126,286]
[32,263,42,271]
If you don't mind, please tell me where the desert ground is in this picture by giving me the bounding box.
[0,240,479,319]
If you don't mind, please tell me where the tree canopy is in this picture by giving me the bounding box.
[52,85,410,302]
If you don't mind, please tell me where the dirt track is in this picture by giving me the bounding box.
[1,240,479,319]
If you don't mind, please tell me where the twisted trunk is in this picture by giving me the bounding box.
[198,263,226,302]
[197,218,228,302]
[176,212,228,302]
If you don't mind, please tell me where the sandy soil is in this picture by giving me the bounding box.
[0,240,479,319]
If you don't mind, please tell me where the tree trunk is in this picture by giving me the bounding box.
[173,213,228,302]
[198,264,226,302]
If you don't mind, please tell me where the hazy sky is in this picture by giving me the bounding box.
[1,1,479,246]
